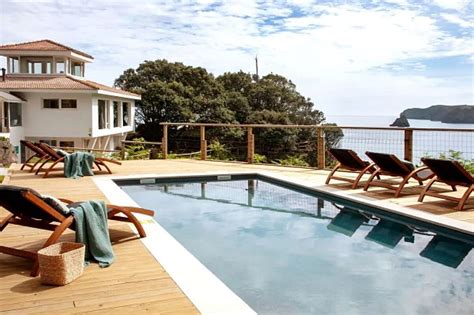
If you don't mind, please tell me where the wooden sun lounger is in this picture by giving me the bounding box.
[0,185,154,276]
[326,148,379,188]
[363,152,434,197]
[35,142,121,178]
[418,158,474,211]
[20,140,50,172]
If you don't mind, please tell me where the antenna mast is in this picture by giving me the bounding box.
[255,55,259,82]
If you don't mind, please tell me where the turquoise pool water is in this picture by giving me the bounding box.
[120,178,474,315]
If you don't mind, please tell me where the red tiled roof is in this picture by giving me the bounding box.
[82,80,140,97]
[0,75,140,98]
[0,39,94,59]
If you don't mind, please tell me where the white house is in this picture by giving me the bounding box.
[0,39,140,160]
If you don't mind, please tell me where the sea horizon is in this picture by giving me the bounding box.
[326,115,474,129]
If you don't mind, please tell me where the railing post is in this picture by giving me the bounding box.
[317,127,325,169]
[162,124,168,159]
[120,144,126,160]
[247,127,254,163]
[404,128,413,162]
[200,125,207,160]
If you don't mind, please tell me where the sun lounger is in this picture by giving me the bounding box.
[20,140,49,172]
[365,220,413,248]
[326,148,379,188]
[35,142,121,178]
[418,158,474,211]
[363,152,434,197]
[420,235,472,268]
[327,207,369,237]
[0,185,154,276]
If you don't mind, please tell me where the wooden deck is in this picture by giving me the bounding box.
[1,159,473,314]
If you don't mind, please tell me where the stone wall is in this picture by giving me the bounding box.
[0,139,17,166]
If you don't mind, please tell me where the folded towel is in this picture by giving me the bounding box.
[64,152,95,178]
[69,201,115,267]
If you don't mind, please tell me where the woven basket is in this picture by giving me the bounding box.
[37,242,85,286]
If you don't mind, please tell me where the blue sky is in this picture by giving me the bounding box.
[0,0,472,116]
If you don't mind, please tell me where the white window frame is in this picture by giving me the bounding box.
[98,99,110,129]
[122,102,131,127]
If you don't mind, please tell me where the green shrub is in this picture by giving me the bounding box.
[278,155,309,167]
[122,137,150,160]
[253,153,267,164]
[209,140,231,160]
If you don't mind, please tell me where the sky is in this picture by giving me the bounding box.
[0,0,473,116]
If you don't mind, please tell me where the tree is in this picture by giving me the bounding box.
[115,60,340,165]
[115,60,235,140]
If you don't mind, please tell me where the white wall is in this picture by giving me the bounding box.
[1,91,136,153]
[7,126,24,152]
[19,92,93,138]
[91,95,135,137]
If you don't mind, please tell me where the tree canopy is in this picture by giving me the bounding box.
[115,59,340,165]
[115,60,325,137]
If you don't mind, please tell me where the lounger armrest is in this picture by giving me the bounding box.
[107,205,154,216]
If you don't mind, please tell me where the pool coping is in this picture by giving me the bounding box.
[93,170,473,314]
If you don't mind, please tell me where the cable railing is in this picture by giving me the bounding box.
[160,122,474,168]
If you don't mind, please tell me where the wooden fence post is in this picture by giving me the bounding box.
[200,126,207,160]
[247,127,254,163]
[317,127,325,169]
[120,145,126,160]
[162,124,168,159]
[404,128,413,162]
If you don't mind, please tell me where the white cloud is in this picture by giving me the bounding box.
[0,0,472,116]
[432,0,472,11]
[440,13,474,28]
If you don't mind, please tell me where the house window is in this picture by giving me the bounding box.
[61,99,77,109]
[113,101,119,127]
[56,60,65,74]
[72,62,82,76]
[98,100,109,129]
[9,103,22,127]
[9,57,19,73]
[43,99,60,109]
[59,141,75,148]
[39,139,57,146]
[28,62,42,74]
[122,102,130,126]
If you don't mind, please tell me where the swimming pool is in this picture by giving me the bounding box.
[118,174,474,315]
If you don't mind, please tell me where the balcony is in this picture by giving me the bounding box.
[7,56,84,77]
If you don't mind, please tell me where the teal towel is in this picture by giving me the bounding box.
[70,201,115,268]
[64,152,95,178]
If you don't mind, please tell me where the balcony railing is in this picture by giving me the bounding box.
[160,122,474,169]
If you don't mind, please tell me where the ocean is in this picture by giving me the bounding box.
[325,115,474,163]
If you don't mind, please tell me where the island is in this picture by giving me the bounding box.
[391,105,474,126]
[390,115,410,127]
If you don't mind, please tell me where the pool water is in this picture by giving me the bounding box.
[121,179,474,315]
